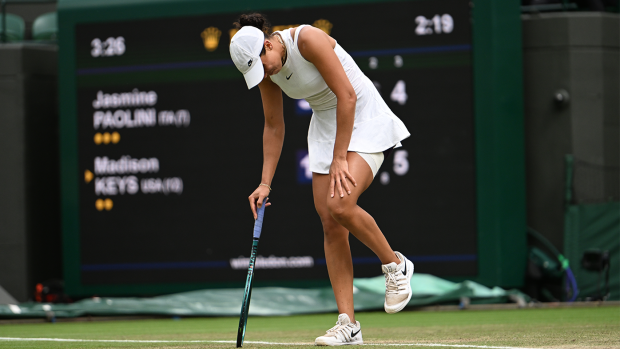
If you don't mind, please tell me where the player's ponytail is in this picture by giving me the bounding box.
[234,13,272,35]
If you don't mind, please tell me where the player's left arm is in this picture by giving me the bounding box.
[297,26,358,198]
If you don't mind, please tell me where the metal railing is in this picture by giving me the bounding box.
[521,2,578,13]
[521,0,619,13]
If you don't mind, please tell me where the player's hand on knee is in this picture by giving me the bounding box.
[329,158,356,198]
[248,186,271,219]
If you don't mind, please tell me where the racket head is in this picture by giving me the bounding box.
[236,282,252,347]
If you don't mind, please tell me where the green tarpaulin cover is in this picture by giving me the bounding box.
[0,274,528,318]
[564,202,620,300]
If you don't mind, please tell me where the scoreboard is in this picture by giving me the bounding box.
[59,0,526,296]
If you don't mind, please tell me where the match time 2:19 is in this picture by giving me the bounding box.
[415,14,454,35]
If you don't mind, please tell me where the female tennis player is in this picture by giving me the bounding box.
[230,13,413,346]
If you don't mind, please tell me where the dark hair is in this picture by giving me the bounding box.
[233,13,272,55]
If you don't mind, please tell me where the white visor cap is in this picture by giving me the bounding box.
[230,26,266,89]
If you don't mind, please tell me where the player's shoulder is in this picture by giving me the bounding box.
[296,25,328,44]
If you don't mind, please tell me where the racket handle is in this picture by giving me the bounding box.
[253,198,266,239]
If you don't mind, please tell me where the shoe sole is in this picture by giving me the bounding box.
[315,339,363,346]
[384,259,414,314]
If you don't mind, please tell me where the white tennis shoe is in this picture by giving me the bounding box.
[382,251,414,313]
[315,313,363,346]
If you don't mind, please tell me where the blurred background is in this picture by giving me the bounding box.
[0,0,618,316]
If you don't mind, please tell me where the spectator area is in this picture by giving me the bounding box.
[1,0,56,42]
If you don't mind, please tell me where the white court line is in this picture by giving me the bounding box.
[0,337,543,348]
[364,345,540,349]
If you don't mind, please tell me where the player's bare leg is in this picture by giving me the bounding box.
[313,176,356,322]
[320,152,414,314]
[312,152,400,322]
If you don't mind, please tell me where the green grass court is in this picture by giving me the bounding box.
[0,307,618,348]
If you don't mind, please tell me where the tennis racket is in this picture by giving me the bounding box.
[236,199,267,348]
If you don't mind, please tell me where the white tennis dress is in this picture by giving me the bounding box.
[270,25,410,174]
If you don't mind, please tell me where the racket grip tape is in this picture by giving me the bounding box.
[253,198,267,239]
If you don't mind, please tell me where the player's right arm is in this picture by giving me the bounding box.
[248,76,284,219]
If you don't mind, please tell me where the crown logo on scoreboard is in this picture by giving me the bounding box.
[201,27,222,52]
[313,19,333,35]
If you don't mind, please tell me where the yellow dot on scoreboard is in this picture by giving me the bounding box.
[84,169,93,183]
[102,132,111,144]
[104,198,113,211]
[95,199,104,211]
[94,133,102,144]
[111,132,120,144]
